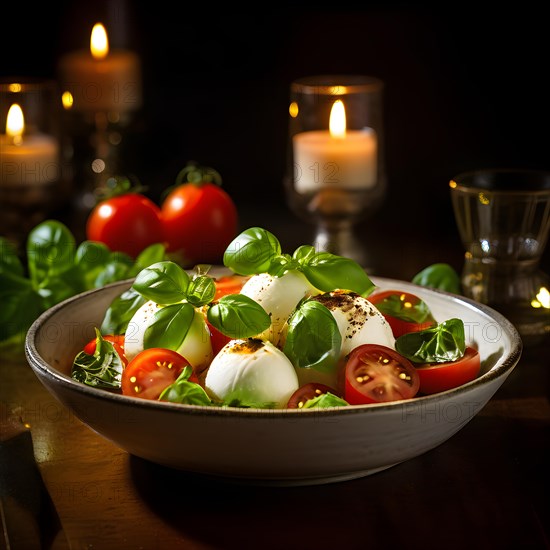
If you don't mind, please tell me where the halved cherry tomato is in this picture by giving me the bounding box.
[83,334,128,366]
[84,334,125,355]
[414,346,481,395]
[213,275,250,300]
[286,383,339,409]
[344,344,420,404]
[368,290,437,338]
[121,348,195,400]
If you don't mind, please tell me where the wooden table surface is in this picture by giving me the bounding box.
[2,210,550,550]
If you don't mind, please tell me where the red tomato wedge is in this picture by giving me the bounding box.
[84,334,125,355]
[83,334,127,367]
[368,290,437,338]
[213,275,250,300]
[414,346,481,395]
[344,344,420,404]
[121,348,195,400]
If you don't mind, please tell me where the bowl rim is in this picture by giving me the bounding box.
[25,276,523,418]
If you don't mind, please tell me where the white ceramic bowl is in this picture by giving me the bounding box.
[25,276,522,486]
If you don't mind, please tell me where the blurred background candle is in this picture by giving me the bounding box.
[58,22,142,113]
[0,78,64,249]
[0,103,59,186]
[285,75,385,268]
[293,99,377,193]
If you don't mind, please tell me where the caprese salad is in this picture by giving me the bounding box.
[71,227,481,409]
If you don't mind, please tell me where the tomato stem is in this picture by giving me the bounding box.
[175,161,223,188]
[95,174,148,202]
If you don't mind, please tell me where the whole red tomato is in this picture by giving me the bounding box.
[161,164,238,266]
[86,193,165,258]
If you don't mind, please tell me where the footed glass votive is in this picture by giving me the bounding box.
[450,169,550,346]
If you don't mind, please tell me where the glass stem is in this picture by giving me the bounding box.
[314,220,369,269]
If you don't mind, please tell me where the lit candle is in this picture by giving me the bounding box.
[57,22,142,113]
[293,99,377,193]
[0,103,59,186]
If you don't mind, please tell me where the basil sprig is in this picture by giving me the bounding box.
[223,227,375,296]
[395,318,466,363]
[0,220,168,354]
[283,299,342,372]
[127,261,270,347]
[71,329,124,389]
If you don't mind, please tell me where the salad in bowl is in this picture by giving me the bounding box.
[25,226,521,483]
[70,226,483,410]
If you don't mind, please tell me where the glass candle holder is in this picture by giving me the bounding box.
[284,75,386,267]
[450,169,550,346]
[0,78,66,249]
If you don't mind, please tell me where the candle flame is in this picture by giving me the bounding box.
[329,99,346,138]
[91,23,109,60]
[6,103,24,145]
[531,286,550,309]
[62,91,74,110]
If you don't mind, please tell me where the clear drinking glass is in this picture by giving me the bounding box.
[284,75,386,268]
[450,169,550,346]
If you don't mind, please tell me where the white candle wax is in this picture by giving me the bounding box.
[293,128,377,193]
[0,134,59,186]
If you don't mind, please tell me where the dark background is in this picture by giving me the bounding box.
[3,2,550,276]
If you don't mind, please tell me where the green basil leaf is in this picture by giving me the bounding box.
[412,263,462,294]
[36,264,86,308]
[143,302,195,350]
[26,220,76,287]
[131,243,169,275]
[266,254,295,277]
[0,271,45,340]
[292,245,316,263]
[207,294,271,339]
[373,294,435,323]
[283,300,341,372]
[132,261,189,304]
[186,275,216,307]
[300,252,375,295]
[71,329,124,388]
[100,288,146,335]
[301,392,349,408]
[159,367,212,405]
[0,238,24,277]
[395,318,466,363]
[94,260,133,288]
[74,241,112,289]
[223,227,281,275]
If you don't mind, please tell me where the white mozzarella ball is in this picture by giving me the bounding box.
[204,339,299,408]
[295,291,395,389]
[124,300,213,373]
[240,270,321,345]
[312,290,395,355]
